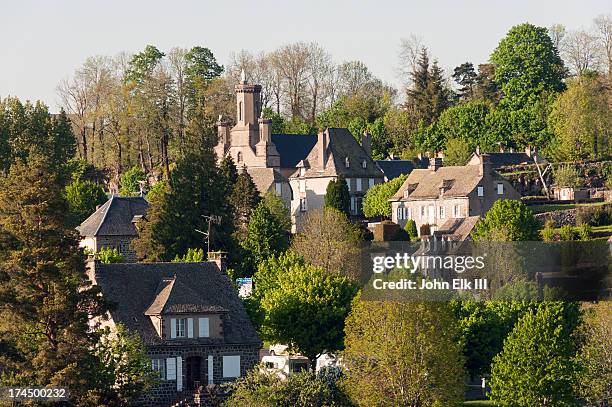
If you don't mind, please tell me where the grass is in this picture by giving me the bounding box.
[529,201,607,214]
[592,224,612,233]
[462,401,497,406]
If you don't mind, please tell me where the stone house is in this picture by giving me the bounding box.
[466,145,547,169]
[214,74,384,230]
[390,155,520,236]
[77,196,148,261]
[551,186,590,201]
[88,259,261,406]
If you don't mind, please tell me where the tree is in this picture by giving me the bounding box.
[562,29,602,75]
[291,208,363,280]
[472,199,540,241]
[553,165,583,188]
[491,23,566,109]
[230,171,261,241]
[324,176,350,216]
[241,203,288,267]
[225,368,352,407]
[343,296,466,406]
[261,192,291,231]
[0,153,109,404]
[433,100,493,150]
[172,247,205,262]
[489,302,580,407]
[443,138,472,166]
[547,75,611,161]
[362,174,407,218]
[404,219,418,240]
[64,179,107,225]
[119,166,146,197]
[453,62,478,101]
[94,324,157,405]
[593,14,612,77]
[255,252,357,369]
[575,301,612,406]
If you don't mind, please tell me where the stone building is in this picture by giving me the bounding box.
[77,196,148,261]
[214,74,384,230]
[466,145,547,169]
[390,155,520,236]
[88,259,261,406]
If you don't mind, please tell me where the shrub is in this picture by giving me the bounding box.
[404,219,418,241]
[553,165,583,188]
[540,224,557,242]
[172,248,205,262]
[576,223,592,241]
[98,247,125,264]
[576,204,612,226]
[559,224,576,241]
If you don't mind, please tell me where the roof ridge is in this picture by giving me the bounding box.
[93,195,115,237]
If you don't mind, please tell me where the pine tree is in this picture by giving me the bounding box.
[0,152,109,403]
[230,170,261,241]
[452,62,478,101]
[429,60,453,121]
[406,48,432,124]
[241,203,288,267]
[324,176,350,217]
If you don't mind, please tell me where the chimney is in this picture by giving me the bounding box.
[258,116,272,143]
[217,116,230,146]
[361,130,372,157]
[318,130,328,169]
[208,251,227,273]
[525,145,533,157]
[475,145,480,155]
[429,157,443,171]
[479,154,491,177]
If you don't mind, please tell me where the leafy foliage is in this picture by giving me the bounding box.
[98,247,125,264]
[443,138,473,166]
[489,302,580,407]
[553,165,583,188]
[362,174,406,218]
[472,199,540,241]
[343,296,466,406]
[241,203,288,268]
[324,176,350,216]
[404,219,418,240]
[119,166,146,197]
[252,252,357,369]
[172,247,205,262]
[64,179,107,225]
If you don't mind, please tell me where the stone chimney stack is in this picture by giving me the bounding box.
[479,154,491,177]
[428,157,443,171]
[318,129,328,169]
[525,145,533,157]
[258,116,272,143]
[361,130,372,157]
[217,116,230,146]
[208,251,227,273]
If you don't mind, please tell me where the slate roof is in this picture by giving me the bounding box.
[94,262,261,346]
[246,167,288,193]
[433,216,480,241]
[392,166,483,200]
[271,134,317,168]
[299,128,384,179]
[78,196,148,237]
[375,160,424,180]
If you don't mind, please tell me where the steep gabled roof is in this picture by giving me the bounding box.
[94,262,260,346]
[78,196,148,237]
[392,166,483,200]
[246,167,288,193]
[271,134,317,168]
[375,160,424,180]
[299,128,384,179]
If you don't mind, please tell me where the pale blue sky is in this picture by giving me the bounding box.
[1,0,610,111]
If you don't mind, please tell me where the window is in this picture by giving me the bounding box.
[397,207,403,220]
[152,359,166,378]
[362,160,367,168]
[368,178,375,189]
[237,152,243,164]
[198,317,210,338]
[356,178,362,192]
[346,178,351,192]
[406,208,411,220]
[497,184,504,195]
[176,318,186,338]
[350,197,356,213]
[300,198,307,212]
[345,157,350,168]
[404,189,410,198]
[439,206,445,219]
[453,204,462,218]
[420,206,426,218]
[239,101,243,122]
[223,355,241,378]
[477,186,484,197]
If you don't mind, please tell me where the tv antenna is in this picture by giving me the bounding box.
[195,215,222,253]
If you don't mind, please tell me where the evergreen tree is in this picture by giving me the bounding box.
[324,176,350,216]
[241,203,288,267]
[453,62,478,101]
[429,60,453,119]
[406,48,432,124]
[0,152,109,403]
[230,170,261,241]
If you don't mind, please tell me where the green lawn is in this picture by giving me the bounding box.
[592,224,612,233]
[462,401,497,406]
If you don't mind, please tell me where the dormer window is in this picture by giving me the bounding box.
[362,160,367,168]
[237,152,243,164]
[404,190,409,198]
[345,157,350,168]
[300,167,305,177]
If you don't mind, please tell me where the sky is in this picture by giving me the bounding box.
[1,0,610,111]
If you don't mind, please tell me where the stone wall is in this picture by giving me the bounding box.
[95,235,138,262]
[534,209,576,227]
